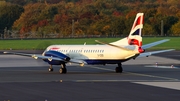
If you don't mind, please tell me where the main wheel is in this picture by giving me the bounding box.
[115,67,123,73]
[59,67,67,74]
[59,63,67,74]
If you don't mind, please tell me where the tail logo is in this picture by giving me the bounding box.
[128,13,144,53]
[130,13,144,36]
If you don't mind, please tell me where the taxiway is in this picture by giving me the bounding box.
[0,51,180,101]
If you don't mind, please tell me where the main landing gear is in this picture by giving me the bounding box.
[115,63,123,73]
[59,63,67,74]
[48,63,67,74]
[49,63,122,74]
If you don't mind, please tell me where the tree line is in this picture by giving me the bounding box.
[1,0,180,38]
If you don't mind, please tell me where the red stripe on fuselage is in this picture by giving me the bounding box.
[50,47,60,50]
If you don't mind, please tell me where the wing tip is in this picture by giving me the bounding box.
[163,39,170,41]
[3,51,8,54]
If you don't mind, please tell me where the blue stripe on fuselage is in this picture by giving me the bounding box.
[43,59,129,65]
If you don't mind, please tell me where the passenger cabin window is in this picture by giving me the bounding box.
[83,50,105,53]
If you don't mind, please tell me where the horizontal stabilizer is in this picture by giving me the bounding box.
[142,39,169,49]
[137,49,175,58]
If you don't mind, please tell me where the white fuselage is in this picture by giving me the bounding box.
[44,45,138,63]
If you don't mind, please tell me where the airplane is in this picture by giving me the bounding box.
[4,13,174,74]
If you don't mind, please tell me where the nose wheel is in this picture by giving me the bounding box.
[48,65,54,72]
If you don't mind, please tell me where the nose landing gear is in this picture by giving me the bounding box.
[48,65,54,72]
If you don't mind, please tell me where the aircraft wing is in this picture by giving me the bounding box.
[3,51,37,57]
[137,49,174,58]
[142,39,169,49]
[3,51,86,65]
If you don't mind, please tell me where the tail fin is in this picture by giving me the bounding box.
[130,13,144,36]
[128,13,144,47]
[110,13,144,49]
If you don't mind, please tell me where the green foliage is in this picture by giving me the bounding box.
[143,24,156,35]
[1,0,180,38]
[170,21,180,36]
[110,17,126,35]
[0,3,24,33]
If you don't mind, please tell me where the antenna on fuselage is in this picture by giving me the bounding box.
[84,42,86,45]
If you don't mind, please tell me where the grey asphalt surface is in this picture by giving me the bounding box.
[0,51,180,101]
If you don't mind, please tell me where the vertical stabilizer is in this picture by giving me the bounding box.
[110,13,144,53]
[128,13,144,47]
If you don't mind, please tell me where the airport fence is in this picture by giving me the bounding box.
[0,31,180,40]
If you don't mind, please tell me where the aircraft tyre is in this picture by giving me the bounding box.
[59,68,67,74]
[59,64,67,74]
[48,68,54,72]
[115,67,123,73]
[48,65,53,72]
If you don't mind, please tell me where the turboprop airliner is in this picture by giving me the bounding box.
[4,13,174,74]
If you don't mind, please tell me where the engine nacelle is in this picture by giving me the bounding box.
[44,50,70,61]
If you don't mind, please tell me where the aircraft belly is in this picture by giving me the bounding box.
[84,59,127,64]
